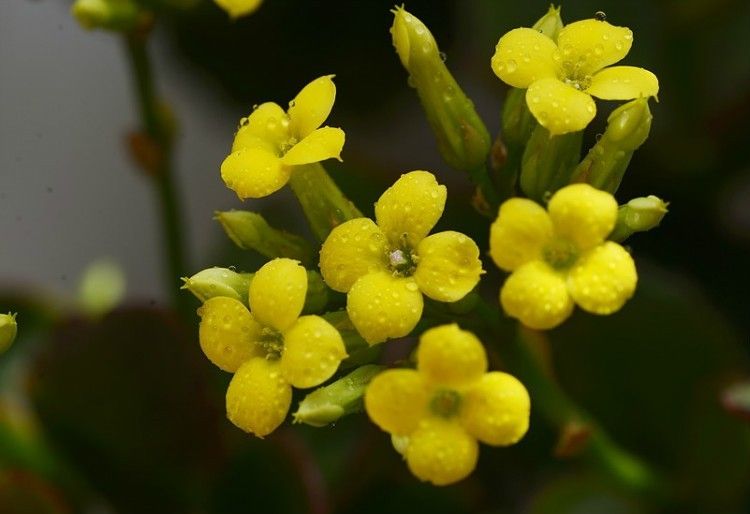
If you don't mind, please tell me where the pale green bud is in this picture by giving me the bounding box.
[71,0,143,31]
[520,126,583,203]
[215,210,315,265]
[181,267,252,305]
[0,313,18,354]
[288,163,363,242]
[293,365,384,427]
[78,259,126,317]
[532,5,563,42]
[572,98,653,193]
[391,7,491,174]
[609,196,668,242]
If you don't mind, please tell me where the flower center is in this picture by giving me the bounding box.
[388,234,419,277]
[542,238,580,270]
[280,136,299,154]
[430,389,462,418]
[257,326,284,360]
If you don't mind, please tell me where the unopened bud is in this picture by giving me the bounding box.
[520,126,583,203]
[609,195,668,242]
[0,313,18,354]
[391,7,491,174]
[78,259,126,317]
[572,98,653,193]
[216,210,315,265]
[533,5,563,41]
[213,0,262,19]
[71,0,143,31]
[181,267,253,305]
[293,365,384,427]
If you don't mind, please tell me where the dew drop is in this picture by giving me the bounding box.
[505,59,518,73]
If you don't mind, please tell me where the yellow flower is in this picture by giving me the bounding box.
[221,76,345,199]
[319,171,483,345]
[491,18,658,135]
[197,258,347,437]
[489,184,637,330]
[214,0,262,19]
[365,324,530,485]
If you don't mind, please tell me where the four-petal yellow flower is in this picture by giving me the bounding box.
[490,183,637,330]
[319,171,483,345]
[221,76,346,199]
[365,324,530,485]
[491,18,658,135]
[198,258,347,437]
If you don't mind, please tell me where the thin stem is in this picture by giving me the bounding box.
[467,165,500,215]
[472,298,664,498]
[123,31,187,311]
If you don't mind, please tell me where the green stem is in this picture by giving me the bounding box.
[124,32,187,310]
[472,298,664,498]
[467,165,500,215]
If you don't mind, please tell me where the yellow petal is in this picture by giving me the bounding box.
[500,261,574,330]
[413,231,483,303]
[198,297,264,372]
[375,171,446,247]
[526,78,596,136]
[365,369,428,435]
[568,241,637,315]
[586,66,659,100]
[489,198,553,272]
[490,28,559,88]
[288,75,337,139]
[226,357,291,438]
[280,315,347,389]
[213,0,263,18]
[232,102,290,152]
[280,127,345,166]
[221,147,291,199]
[460,372,530,446]
[347,272,423,345]
[319,218,389,293]
[249,258,307,332]
[548,183,618,250]
[417,324,487,387]
[557,19,633,75]
[405,418,478,486]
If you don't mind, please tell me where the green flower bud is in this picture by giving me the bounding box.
[609,195,668,242]
[0,313,18,354]
[71,0,144,32]
[181,267,253,304]
[572,98,653,193]
[293,365,384,427]
[302,270,330,314]
[216,210,315,265]
[288,163,363,242]
[520,126,583,203]
[78,259,126,317]
[391,7,492,175]
[533,5,563,42]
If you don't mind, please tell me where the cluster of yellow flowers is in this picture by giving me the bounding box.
[184,5,661,486]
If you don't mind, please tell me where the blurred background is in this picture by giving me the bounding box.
[1,0,749,513]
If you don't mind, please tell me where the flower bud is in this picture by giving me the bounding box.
[213,0,262,19]
[78,259,126,317]
[0,313,18,354]
[302,270,329,314]
[609,195,668,242]
[572,98,653,193]
[533,5,563,42]
[293,365,384,427]
[216,210,315,265]
[391,7,491,174]
[519,126,583,203]
[71,0,143,31]
[181,267,253,305]
[288,163,362,242]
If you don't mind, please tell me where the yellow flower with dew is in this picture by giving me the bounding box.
[319,171,483,345]
[198,258,347,437]
[221,76,345,199]
[214,0,262,19]
[365,324,530,485]
[491,17,658,135]
[490,183,637,329]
